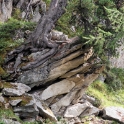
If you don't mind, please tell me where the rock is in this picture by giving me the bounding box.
[33,94,57,122]
[41,79,75,100]
[17,42,94,88]
[51,30,69,41]
[81,94,96,105]
[64,102,90,118]
[80,103,99,117]
[0,95,5,103]
[110,42,124,68]
[0,0,13,22]
[64,118,81,124]
[23,118,36,122]
[31,6,41,23]
[97,74,106,82]
[1,119,21,124]
[2,83,31,96]
[12,83,31,92]
[51,90,77,114]
[103,106,124,123]
[9,99,22,106]
[81,115,112,124]
[14,97,39,119]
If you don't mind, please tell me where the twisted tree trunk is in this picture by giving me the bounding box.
[6,0,68,71]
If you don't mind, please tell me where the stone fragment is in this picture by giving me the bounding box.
[34,95,57,122]
[2,83,31,96]
[51,30,69,41]
[0,1,13,22]
[103,106,124,123]
[9,99,22,106]
[81,94,96,105]
[14,96,39,119]
[81,115,112,124]
[80,105,99,117]
[1,119,21,124]
[51,90,77,114]
[0,95,5,103]
[12,83,31,92]
[64,102,90,118]
[41,80,75,100]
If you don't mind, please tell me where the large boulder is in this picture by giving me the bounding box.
[103,106,124,123]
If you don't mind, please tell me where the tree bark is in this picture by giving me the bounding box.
[6,0,68,71]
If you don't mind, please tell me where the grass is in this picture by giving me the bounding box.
[86,79,124,109]
[0,109,40,124]
[0,109,20,123]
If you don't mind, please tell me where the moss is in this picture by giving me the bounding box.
[9,95,32,106]
[0,81,16,89]
[12,8,21,20]
[0,18,36,67]
[0,67,6,77]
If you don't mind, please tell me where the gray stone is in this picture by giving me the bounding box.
[14,96,39,119]
[80,103,99,117]
[51,90,77,114]
[51,30,68,41]
[1,119,21,124]
[103,106,124,123]
[64,102,90,118]
[9,99,22,106]
[31,6,41,23]
[82,94,96,105]
[11,83,31,92]
[0,1,13,22]
[0,95,5,103]
[2,83,31,96]
[41,79,75,100]
[97,74,106,82]
[33,94,57,122]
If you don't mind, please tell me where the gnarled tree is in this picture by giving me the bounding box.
[6,0,68,71]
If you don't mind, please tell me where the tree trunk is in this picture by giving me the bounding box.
[0,0,13,22]
[6,0,68,71]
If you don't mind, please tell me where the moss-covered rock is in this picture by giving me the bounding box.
[9,95,32,106]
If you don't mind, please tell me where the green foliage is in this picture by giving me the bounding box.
[87,80,124,108]
[12,8,22,20]
[104,69,122,91]
[56,0,124,60]
[0,109,20,122]
[0,18,35,64]
[110,68,124,86]
[82,0,124,58]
